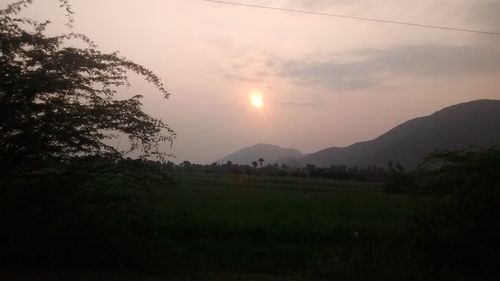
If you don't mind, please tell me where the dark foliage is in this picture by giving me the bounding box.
[0,0,175,175]
[0,157,175,267]
[0,0,176,268]
[171,161,390,182]
[383,162,414,193]
[410,148,500,279]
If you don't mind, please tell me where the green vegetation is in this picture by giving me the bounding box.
[410,148,500,279]
[150,174,411,279]
[2,167,413,280]
[0,0,175,273]
[3,156,500,280]
[1,1,499,281]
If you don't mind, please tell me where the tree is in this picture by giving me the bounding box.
[0,1,176,266]
[252,161,258,168]
[0,0,175,174]
[258,158,264,168]
[410,148,500,277]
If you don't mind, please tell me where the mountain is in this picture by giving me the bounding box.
[218,143,304,166]
[298,99,500,169]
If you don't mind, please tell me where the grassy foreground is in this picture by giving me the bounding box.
[148,174,412,280]
[4,152,499,280]
[2,173,415,281]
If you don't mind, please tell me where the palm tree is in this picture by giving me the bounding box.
[252,161,258,168]
[258,158,264,168]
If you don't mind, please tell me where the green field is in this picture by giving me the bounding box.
[4,167,495,281]
[147,174,412,280]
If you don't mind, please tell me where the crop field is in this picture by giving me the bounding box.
[5,168,492,281]
[0,172,416,281]
[147,174,412,280]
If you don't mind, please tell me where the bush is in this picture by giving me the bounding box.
[0,157,174,267]
[410,148,500,279]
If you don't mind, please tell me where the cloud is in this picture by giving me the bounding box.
[275,45,500,91]
[277,58,376,91]
[223,73,262,83]
[203,38,272,83]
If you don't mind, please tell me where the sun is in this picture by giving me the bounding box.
[250,91,264,109]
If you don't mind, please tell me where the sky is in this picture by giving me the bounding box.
[3,0,500,163]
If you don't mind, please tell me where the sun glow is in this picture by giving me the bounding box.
[250,91,264,109]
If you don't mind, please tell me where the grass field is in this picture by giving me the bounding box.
[146,173,412,280]
[1,173,415,281]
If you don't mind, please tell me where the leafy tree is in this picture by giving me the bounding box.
[0,0,175,175]
[258,158,264,168]
[410,148,500,278]
[252,161,258,168]
[0,0,176,267]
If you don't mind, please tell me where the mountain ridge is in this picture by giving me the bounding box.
[217,143,304,166]
[298,99,500,169]
[219,99,500,169]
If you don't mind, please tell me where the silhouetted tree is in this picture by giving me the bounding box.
[410,148,500,278]
[0,0,175,175]
[0,0,176,267]
[258,158,264,168]
[252,161,258,168]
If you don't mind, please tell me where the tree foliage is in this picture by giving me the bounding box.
[410,147,500,278]
[0,1,176,267]
[0,0,175,174]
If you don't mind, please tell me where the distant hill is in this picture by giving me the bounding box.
[218,143,304,166]
[298,99,500,169]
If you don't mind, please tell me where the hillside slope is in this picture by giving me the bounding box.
[218,143,304,166]
[299,99,500,169]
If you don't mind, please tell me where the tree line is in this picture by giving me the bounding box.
[158,160,394,182]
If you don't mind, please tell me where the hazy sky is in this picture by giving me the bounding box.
[3,0,500,163]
